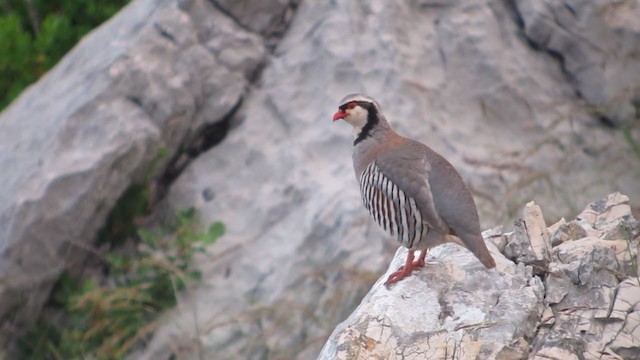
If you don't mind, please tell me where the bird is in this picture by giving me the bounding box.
[332,94,496,286]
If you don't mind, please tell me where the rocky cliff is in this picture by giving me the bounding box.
[0,0,638,358]
[318,192,640,360]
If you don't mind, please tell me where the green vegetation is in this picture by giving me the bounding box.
[0,0,129,109]
[19,208,225,359]
[18,147,222,359]
[99,147,169,244]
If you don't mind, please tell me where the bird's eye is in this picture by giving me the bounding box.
[347,102,357,109]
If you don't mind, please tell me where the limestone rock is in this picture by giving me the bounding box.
[531,277,640,360]
[317,245,544,360]
[0,0,272,344]
[530,194,640,360]
[212,0,299,37]
[483,226,507,252]
[320,193,640,360]
[550,221,587,247]
[547,218,566,238]
[576,192,634,230]
[515,0,640,124]
[575,192,639,241]
[504,201,552,273]
[523,201,552,264]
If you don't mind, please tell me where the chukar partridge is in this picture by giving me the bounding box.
[332,94,496,286]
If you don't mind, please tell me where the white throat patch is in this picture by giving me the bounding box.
[343,105,369,139]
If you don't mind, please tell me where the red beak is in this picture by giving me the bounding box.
[333,109,346,121]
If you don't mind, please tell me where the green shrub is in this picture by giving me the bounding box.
[0,0,128,110]
[98,147,169,245]
[19,208,225,359]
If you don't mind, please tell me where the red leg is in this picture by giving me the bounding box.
[385,250,416,286]
[385,250,430,287]
[414,249,428,268]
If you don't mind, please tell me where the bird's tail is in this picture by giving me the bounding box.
[445,234,496,269]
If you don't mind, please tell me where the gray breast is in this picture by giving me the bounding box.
[360,161,429,248]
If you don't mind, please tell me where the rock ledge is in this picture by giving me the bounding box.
[318,192,640,360]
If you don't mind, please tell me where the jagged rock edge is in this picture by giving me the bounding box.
[152,0,302,205]
[504,0,614,126]
[505,2,573,93]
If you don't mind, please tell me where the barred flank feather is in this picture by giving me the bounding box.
[360,162,428,248]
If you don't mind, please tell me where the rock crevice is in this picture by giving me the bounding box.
[0,0,299,347]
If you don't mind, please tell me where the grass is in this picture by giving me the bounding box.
[19,208,224,359]
[18,145,219,360]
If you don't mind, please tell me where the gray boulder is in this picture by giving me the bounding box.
[0,0,290,345]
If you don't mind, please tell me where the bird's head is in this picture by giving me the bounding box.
[332,94,384,142]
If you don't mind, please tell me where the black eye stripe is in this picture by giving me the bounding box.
[339,101,370,111]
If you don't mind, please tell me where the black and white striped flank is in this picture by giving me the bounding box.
[360,161,429,248]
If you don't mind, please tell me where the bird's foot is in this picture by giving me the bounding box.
[391,259,428,274]
[384,250,429,287]
[384,266,414,286]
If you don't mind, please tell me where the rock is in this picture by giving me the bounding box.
[504,201,552,273]
[514,0,640,124]
[483,226,507,252]
[0,0,278,346]
[579,192,640,242]
[609,279,640,321]
[540,306,555,327]
[576,192,634,231]
[553,238,626,286]
[1,0,638,357]
[544,270,571,305]
[547,217,566,237]
[212,0,299,38]
[531,277,640,359]
[317,245,545,360]
[321,193,640,360]
[139,0,638,357]
[523,201,552,264]
[532,347,581,360]
[550,221,587,247]
[134,189,392,360]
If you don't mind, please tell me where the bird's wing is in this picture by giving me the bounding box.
[414,141,496,268]
[374,141,448,233]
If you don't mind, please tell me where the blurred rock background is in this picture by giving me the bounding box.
[0,0,638,359]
